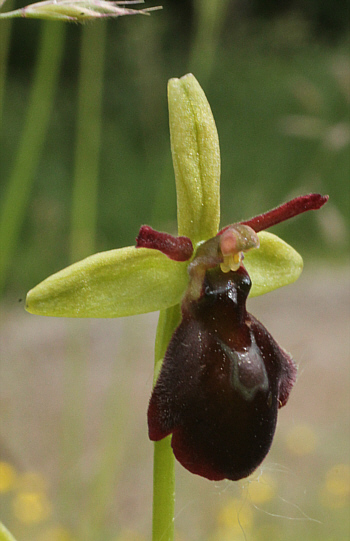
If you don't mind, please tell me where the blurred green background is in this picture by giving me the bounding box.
[1,0,349,296]
[0,1,349,540]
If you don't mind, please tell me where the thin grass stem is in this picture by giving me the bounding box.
[0,22,65,295]
[189,0,230,81]
[0,0,13,126]
[70,21,107,261]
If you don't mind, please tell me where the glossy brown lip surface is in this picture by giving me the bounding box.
[148,266,297,481]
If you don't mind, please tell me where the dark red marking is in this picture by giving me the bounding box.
[219,193,329,235]
[136,225,193,261]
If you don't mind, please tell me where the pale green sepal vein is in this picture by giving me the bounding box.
[168,73,220,244]
[245,231,303,297]
[26,247,189,318]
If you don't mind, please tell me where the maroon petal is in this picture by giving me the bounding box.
[136,225,193,261]
[219,193,329,235]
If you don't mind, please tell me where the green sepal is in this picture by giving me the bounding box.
[168,74,220,244]
[25,247,189,318]
[245,231,303,297]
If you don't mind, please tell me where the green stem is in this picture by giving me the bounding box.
[70,21,107,261]
[0,9,21,19]
[152,437,175,541]
[152,305,181,541]
[0,0,13,125]
[0,21,65,294]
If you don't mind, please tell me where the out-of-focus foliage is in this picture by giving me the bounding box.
[1,1,349,296]
[249,0,349,37]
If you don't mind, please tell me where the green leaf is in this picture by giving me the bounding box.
[26,247,189,318]
[245,231,303,297]
[0,523,17,541]
[168,73,220,244]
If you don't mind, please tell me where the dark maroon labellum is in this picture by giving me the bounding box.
[148,266,297,481]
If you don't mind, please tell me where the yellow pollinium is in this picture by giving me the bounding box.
[220,252,243,273]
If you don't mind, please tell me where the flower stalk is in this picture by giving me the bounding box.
[151,307,181,541]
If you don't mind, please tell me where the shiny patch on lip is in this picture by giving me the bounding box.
[217,334,269,401]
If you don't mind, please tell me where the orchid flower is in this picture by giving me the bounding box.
[25,73,328,537]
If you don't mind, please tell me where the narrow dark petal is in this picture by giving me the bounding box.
[248,314,297,408]
[136,225,193,261]
[218,193,329,234]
